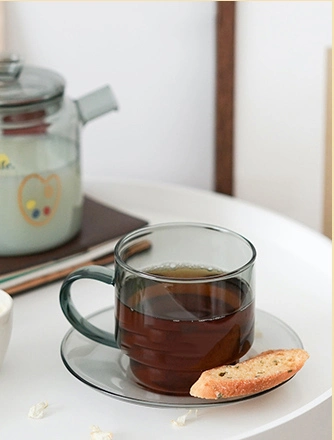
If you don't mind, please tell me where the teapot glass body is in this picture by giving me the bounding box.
[0,55,117,256]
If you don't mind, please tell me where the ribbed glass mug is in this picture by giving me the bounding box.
[60,222,256,395]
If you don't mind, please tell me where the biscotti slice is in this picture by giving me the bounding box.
[190,348,309,400]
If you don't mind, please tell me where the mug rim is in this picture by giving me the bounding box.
[114,222,256,284]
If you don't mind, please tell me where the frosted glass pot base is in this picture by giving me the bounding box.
[0,136,83,256]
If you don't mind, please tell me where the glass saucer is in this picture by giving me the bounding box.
[60,307,303,408]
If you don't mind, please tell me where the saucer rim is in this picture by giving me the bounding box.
[60,307,303,408]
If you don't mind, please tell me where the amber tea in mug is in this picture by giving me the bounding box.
[60,223,256,395]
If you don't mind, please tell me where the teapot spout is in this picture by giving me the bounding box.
[75,85,118,124]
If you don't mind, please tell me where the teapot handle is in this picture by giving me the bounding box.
[75,85,118,124]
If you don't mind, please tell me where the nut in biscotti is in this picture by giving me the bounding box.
[189,349,309,400]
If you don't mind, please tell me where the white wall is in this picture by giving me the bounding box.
[4,2,332,232]
[5,1,216,190]
[234,1,332,232]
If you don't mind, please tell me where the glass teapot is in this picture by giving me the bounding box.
[0,54,118,256]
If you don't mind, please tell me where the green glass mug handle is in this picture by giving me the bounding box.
[59,265,118,348]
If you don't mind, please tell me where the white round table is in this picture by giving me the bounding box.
[0,178,331,439]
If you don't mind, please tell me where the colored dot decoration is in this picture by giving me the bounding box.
[26,199,36,210]
[26,200,52,219]
[43,206,51,216]
[18,173,61,226]
[32,209,40,219]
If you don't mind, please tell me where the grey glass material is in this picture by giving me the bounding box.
[60,222,257,395]
[60,223,256,348]
[60,307,303,408]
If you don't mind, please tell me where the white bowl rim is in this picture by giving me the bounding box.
[0,289,13,318]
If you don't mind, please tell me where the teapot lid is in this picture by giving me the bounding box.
[0,54,65,107]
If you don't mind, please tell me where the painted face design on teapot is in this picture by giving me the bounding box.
[18,173,61,226]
